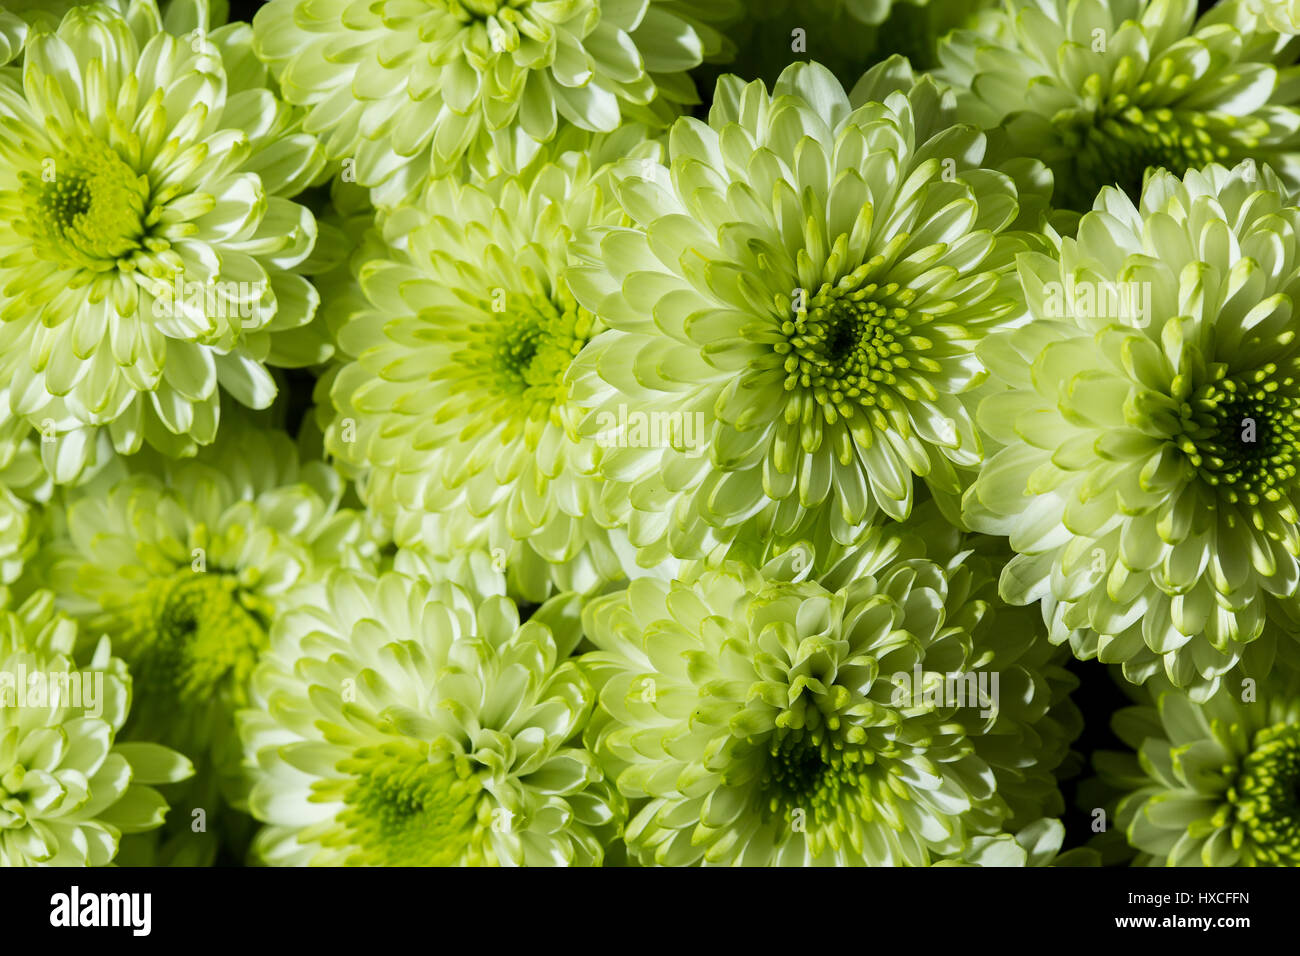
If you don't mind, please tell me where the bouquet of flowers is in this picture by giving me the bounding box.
[1,0,1298,868]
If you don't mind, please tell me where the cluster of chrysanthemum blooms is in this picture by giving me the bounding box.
[2,0,1300,867]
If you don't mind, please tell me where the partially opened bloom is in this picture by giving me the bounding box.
[1094,671,1300,866]
[0,591,192,866]
[0,0,326,482]
[567,58,1048,563]
[965,162,1300,699]
[323,126,661,602]
[581,521,1079,865]
[240,569,620,866]
[252,0,738,206]
[936,0,1300,216]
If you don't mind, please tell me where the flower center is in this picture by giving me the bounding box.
[779,262,939,422]
[484,285,595,410]
[760,728,874,836]
[1177,368,1300,506]
[336,742,486,866]
[19,139,148,272]
[1060,106,1230,211]
[1231,722,1300,864]
[116,572,268,747]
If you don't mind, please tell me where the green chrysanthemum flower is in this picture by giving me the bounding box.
[0,0,328,483]
[239,569,621,866]
[936,0,1300,217]
[1094,671,1300,865]
[0,591,192,866]
[323,126,661,603]
[46,420,375,763]
[965,161,1300,700]
[567,58,1049,563]
[581,520,1080,866]
[251,0,738,207]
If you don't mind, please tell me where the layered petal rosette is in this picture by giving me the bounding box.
[1093,670,1300,866]
[0,0,327,482]
[252,0,738,206]
[937,0,1300,216]
[580,519,1080,865]
[323,126,662,602]
[0,591,192,866]
[965,162,1300,699]
[239,569,621,866]
[567,58,1048,563]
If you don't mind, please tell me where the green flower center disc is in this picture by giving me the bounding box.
[760,728,874,838]
[117,572,269,749]
[1231,722,1300,864]
[20,139,148,272]
[1060,106,1232,212]
[780,263,939,421]
[486,285,594,410]
[336,742,486,866]
[1177,368,1300,506]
